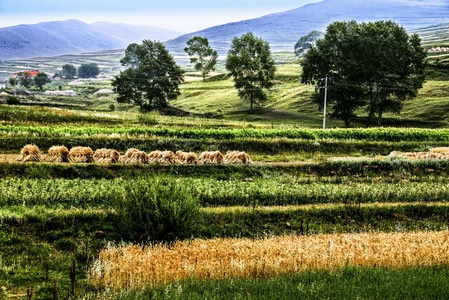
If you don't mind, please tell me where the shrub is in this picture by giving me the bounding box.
[6,95,20,105]
[114,178,202,245]
[138,112,159,125]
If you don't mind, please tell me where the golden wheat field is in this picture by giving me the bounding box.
[89,231,449,291]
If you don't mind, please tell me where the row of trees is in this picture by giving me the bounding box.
[112,32,275,113]
[300,20,427,127]
[112,20,427,126]
[5,63,102,92]
[9,72,51,91]
[61,63,100,79]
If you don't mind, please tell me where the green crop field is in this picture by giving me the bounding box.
[1,39,449,299]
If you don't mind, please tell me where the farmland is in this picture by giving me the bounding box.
[1,50,449,299]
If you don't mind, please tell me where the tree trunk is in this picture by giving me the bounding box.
[377,109,383,127]
[250,94,254,113]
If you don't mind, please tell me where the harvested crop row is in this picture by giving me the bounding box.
[16,144,253,165]
[89,231,449,291]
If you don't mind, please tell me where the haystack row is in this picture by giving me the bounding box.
[16,145,253,165]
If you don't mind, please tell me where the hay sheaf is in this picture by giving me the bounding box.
[130,150,149,164]
[175,150,198,164]
[119,148,148,164]
[224,150,253,165]
[69,146,94,163]
[45,145,69,163]
[17,144,40,162]
[198,151,224,164]
[94,148,120,164]
[148,150,176,164]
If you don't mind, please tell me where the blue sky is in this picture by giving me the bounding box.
[0,0,322,32]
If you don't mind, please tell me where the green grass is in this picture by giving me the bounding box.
[84,267,449,300]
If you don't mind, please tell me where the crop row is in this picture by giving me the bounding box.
[2,156,449,179]
[3,124,449,142]
[1,177,449,208]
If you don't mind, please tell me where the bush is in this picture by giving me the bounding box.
[138,112,159,125]
[114,178,202,245]
[6,95,20,105]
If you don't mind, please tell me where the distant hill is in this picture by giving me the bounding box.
[166,0,449,54]
[0,19,182,60]
[1,0,448,60]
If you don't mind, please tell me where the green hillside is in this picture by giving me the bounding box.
[1,23,448,128]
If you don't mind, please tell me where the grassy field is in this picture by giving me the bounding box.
[0,42,449,298]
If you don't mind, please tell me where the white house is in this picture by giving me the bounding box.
[0,78,7,89]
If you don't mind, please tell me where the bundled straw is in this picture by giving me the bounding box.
[68,146,94,163]
[120,148,148,164]
[223,150,252,164]
[175,150,198,164]
[148,150,176,164]
[44,145,69,163]
[94,148,120,164]
[17,144,40,162]
[198,150,224,164]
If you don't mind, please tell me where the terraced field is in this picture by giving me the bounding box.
[2,108,449,298]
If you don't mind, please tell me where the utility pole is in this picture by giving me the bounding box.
[322,75,328,130]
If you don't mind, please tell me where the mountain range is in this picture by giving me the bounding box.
[1,0,448,60]
[166,0,449,54]
[0,20,182,60]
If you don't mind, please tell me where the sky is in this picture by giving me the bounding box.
[0,0,323,33]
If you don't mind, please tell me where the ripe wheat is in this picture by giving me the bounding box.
[89,231,449,291]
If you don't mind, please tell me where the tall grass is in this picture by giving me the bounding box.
[88,231,449,291]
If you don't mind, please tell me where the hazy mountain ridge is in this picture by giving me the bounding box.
[0,0,448,60]
[166,0,449,53]
[0,20,183,60]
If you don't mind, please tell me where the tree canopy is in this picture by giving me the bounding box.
[78,63,100,78]
[301,20,427,127]
[225,32,276,113]
[184,36,218,82]
[34,72,51,91]
[112,40,185,112]
[294,30,323,57]
[61,64,77,79]
[17,72,33,88]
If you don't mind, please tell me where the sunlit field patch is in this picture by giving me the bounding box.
[89,231,449,291]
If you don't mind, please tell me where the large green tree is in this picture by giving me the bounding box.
[61,64,77,79]
[301,20,427,127]
[184,36,218,82]
[34,72,51,91]
[112,40,185,112]
[225,32,276,113]
[78,63,100,78]
[17,71,33,88]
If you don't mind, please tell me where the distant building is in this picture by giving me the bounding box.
[0,78,7,89]
[11,69,40,78]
